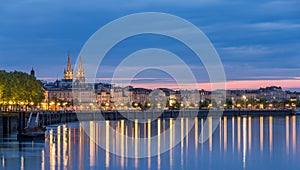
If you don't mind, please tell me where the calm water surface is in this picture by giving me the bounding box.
[1,116,300,170]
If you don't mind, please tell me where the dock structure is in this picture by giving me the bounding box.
[0,109,295,141]
[17,111,78,141]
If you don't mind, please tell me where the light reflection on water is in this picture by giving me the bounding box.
[0,116,300,170]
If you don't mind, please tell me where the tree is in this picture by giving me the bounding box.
[225,98,233,109]
[0,70,44,110]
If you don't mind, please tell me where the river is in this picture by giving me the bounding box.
[1,115,300,169]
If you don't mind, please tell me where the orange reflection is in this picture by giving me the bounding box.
[208,117,212,152]
[170,118,173,167]
[195,117,198,150]
[57,126,61,169]
[269,116,273,153]
[232,117,235,152]
[248,117,252,151]
[186,118,189,151]
[237,116,241,152]
[89,122,95,167]
[49,129,55,170]
[286,116,289,155]
[148,119,151,169]
[163,119,166,147]
[181,118,184,166]
[21,156,24,170]
[134,119,138,169]
[68,128,72,169]
[62,125,68,168]
[120,120,125,168]
[158,118,161,170]
[41,149,44,170]
[105,121,110,168]
[201,118,204,151]
[1,155,4,169]
[292,116,296,155]
[79,124,84,170]
[224,117,227,152]
[126,125,128,167]
[260,116,264,152]
[219,118,222,150]
[242,117,247,169]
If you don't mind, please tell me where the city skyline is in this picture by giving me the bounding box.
[4,53,300,92]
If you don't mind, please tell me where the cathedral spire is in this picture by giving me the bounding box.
[76,55,85,83]
[78,55,83,72]
[64,52,73,80]
[67,52,72,72]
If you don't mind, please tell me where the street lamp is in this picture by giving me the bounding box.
[269,104,273,110]
[105,102,109,110]
[9,101,13,111]
[30,102,34,111]
[248,104,252,110]
[259,104,264,110]
[20,101,24,111]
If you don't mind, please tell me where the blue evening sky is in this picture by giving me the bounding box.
[0,0,299,89]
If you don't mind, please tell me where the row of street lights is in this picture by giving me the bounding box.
[0,101,35,111]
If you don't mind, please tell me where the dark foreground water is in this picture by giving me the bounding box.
[0,115,300,170]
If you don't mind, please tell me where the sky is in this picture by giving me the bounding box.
[0,0,299,90]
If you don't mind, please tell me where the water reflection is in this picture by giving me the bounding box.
[242,117,247,169]
[224,117,227,152]
[0,115,299,169]
[292,116,296,155]
[248,117,252,151]
[269,116,273,153]
[232,117,235,153]
[286,116,289,155]
[260,116,264,152]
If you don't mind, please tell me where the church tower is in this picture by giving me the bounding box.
[64,52,73,80]
[30,67,35,77]
[76,56,85,83]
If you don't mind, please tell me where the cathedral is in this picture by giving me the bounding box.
[63,52,85,83]
[43,52,87,110]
